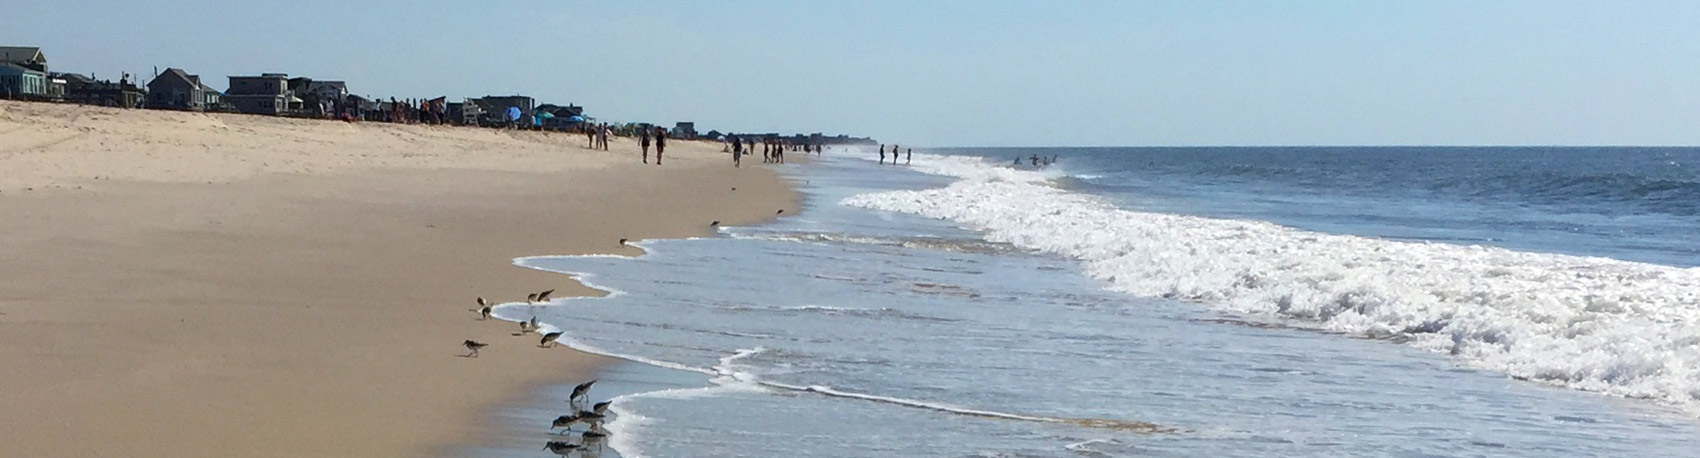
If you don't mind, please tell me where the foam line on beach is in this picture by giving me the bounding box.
[752,379,1174,433]
[510,236,1174,458]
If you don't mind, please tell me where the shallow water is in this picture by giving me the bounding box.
[475,150,1700,457]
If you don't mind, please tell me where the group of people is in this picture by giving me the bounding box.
[1017,154,1059,167]
[637,127,667,164]
[584,123,613,151]
[877,144,911,165]
[726,137,825,167]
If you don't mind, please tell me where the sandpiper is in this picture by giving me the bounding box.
[462,340,488,358]
[551,414,580,432]
[569,380,597,407]
[540,331,564,348]
[591,400,612,415]
[472,297,491,320]
[537,289,556,303]
[543,440,579,456]
[582,423,609,446]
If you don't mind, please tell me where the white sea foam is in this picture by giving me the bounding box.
[841,155,1700,413]
[904,153,1061,183]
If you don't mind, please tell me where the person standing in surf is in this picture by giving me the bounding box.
[879,144,886,164]
[906,148,912,165]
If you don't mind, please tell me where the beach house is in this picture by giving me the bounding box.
[673,122,698,139]
[287,77,348,116]
[473,95,535,125]
[57,72,146,107]
[147,68,222,111]
[0,46,48,99]
[225,73,289,115]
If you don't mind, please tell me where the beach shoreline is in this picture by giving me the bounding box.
[0,100,797,458]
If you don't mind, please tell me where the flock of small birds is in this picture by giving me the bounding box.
[542,379,614,456]
[461,288,556,357]
[462,216,784,455]
[460,289,615,456]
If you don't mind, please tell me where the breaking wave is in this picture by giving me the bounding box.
[842,154,1700,413]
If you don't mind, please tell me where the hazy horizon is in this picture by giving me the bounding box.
[6,0,1700,147]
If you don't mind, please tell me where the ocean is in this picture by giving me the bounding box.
[483,147,1700,457]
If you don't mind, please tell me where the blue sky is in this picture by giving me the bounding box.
[6,0,1700,146]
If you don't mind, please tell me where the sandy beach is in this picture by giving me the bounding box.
[0,100,795,457]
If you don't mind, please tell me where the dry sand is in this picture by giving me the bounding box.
[0,100,796,457]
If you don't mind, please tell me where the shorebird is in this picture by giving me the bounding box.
[471,297,492,320]
[576,410,606,423]
[569,380,597,407]
[537,289,556,303]
[591,400,612,415]
[517,320,533,335]
[528,316,540,331]
[551,414,581,432]
[543,440,580,456]
[582,424,609,446]
[710,221,720,227]
[777,209,785,215]
[527,293,539,304]
[462,340,488,358]
[540,331,564,348]
[583,424,609,440]
[618,238,628,247]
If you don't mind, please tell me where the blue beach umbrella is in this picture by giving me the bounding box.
[568,115,586,123]
[506,107,521,121]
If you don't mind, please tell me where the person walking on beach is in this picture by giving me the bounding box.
[732,136,743,168]
[586,124,596,148]
[879,144,886,165]
[640,128,652,164]
[775,141,785,164]
[653,126,667,165]
[906,148,912,165]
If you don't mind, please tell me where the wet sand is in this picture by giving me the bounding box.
[0,101,794,457]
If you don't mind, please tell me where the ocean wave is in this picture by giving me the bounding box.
[841,164,1700,414]
[1446,171,1700,216]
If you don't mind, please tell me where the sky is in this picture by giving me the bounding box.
[5,0,1700,147]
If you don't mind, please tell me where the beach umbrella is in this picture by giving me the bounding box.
[506,107,521,121]
[568,115,586,123]
[536,111,555,119]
